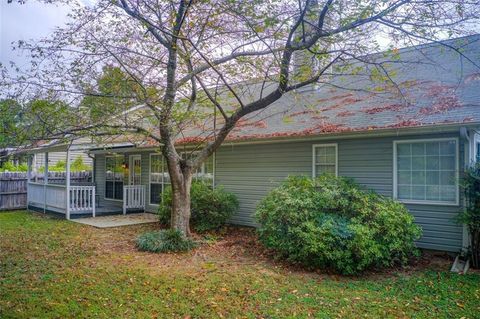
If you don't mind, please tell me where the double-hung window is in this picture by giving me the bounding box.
[182,152,214,185]
[149,153,214,205]
[476,142,480,162]
[149,154,170,205]
[105,155,124,200]
[394,138,458,205]
[313,144,338,177]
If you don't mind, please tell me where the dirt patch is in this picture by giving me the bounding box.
[81,223,461,279]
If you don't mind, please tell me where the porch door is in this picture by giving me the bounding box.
[129,155,142,185]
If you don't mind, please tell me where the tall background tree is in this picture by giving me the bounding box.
[1,0,479,235]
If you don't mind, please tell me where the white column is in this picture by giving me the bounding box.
[92,186,96,217]
[123,185,127,215]
[43,152,49,214]
[27,155,32,210]
[27,155,32,183]
[32,153,37,182]
[65,150,71,220]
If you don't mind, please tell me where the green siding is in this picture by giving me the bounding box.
[215,133,465,252]
[95,152,160,212]
[94,154,122,209]
[93,132,466,252]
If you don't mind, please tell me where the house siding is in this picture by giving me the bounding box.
[215,133,465,252]
[93,132,465,252]
[95,152,159,212]
[95,154,123,209]
[34,151,92,168]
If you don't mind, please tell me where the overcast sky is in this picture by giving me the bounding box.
[0,1,72,68]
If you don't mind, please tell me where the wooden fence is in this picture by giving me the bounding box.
[0,171,92,211]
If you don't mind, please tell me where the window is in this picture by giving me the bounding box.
[476,142,480,162]
[149,154,169,205]
[394,139,458,205]
[149,153,214,205]
[105,155,124,200]
[182,152,214,185]
[313,144,337,177]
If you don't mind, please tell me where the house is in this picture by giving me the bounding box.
[1,139,92,169]
[25,35,480,253]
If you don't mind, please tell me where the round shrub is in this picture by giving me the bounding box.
[255,175,422,275]
[136,229,196,253]
[159,181,239,233]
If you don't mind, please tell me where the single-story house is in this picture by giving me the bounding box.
[25,35,480,253]
[1,138,93,169]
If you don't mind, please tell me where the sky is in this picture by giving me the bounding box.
[0,1,72,68]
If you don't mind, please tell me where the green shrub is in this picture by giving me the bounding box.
[0,162,28,172]
[459,162,480,268]
[159,181,239,233]
[136,229,196,253]
[255,175,422,275]
[39,155,91,172]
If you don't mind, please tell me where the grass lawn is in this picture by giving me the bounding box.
[1,211,479,318]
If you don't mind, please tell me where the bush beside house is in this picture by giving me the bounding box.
[255,175,422,275]
[159,181,239,233]
[460,163,480,268]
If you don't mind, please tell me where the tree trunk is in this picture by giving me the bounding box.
[170,171,193,236]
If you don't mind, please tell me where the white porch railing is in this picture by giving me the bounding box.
[27,182,67,212]
[69,186,96,217]
[123,185,146,214]
[28,182,96,218]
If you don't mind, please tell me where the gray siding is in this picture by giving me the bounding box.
[34,152,92,168]
[94,152,158,212]
[94,154,122,209]
[93,132,465,252]
[215,133,465,252]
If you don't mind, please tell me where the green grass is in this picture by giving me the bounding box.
[1,211,479,318]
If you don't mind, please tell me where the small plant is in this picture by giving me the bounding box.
[459,162,480,268]
[39,155,92,172]
[136,229,197,253]
[159,181,239,233]
[255,175,422,275]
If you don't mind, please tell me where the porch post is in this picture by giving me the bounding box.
[92,186,96,218]
[27,155,32,211]
[123,188,126,215]
[43,152,48,214]
[65,150,71,220]
[27,155,32,183]
[32,153,37,182]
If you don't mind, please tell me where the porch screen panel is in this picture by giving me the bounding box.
[105,155,124,200]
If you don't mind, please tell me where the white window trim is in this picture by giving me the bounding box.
[474,132,480,163]
[149,153,163,207]
[393,137,460,206]
[128,154,142,185]
[104,155,124,202]
[148,152,216,206]
[312,143,338,178]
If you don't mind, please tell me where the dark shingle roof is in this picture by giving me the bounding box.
[212,35,480,143]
